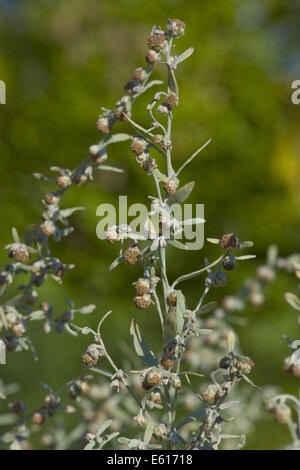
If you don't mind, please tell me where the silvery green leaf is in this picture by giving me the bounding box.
[88,367,113,378]
[152,168,169,183]
[197,329,213,336]
[143,421,154,445]
[168,68,178,95]
[64,324,78,336]
[98,165,124,173]
[33,173,55,183]
[96,419,112,437]
[28,310,46,321]
[235,255,256,260]
[12,227,20,244]
[206,238,220,245]
[219,401,240,410]
[285,293,300,311]
[178,371,204,377]
[146,444,162,450]
[198,301,217,315]
[59,207,85,218]
[177,409,207,430]
[175,47,194,65]
[39,382,54,393]
[168,239,188,250]
[143,80,164,92]
[0,413,16,426]
[61,227,74,237]
[75,304,96,314]
[84,441,96,450]
[240,374,261,389]
[118,437,130,444]
[227,331,235,352]
[179,217,205,226]
[234,434,246,450]
[176,291,185,335]
[101,432,120,449]
[109,255,124,272]
[0,307,7,330]
[241,241,254,248]
[100,133,131,148]
[267,244,278,267]
[130,320,158,367]
[168,181,195,206]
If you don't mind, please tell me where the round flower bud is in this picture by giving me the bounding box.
[43,394,57,409]
[40,221,56,237]
[134,294,151,309]
[142,370,163,390]
[149,391,162,404]
[114,105,128,121]
[12,322,26,337]
[167,18,186,37]
[160,355,175,370]
[163,178,178,195]
[219,355,231,370]
[133,412,146,427]
[56,175,71,189]
[60,310,73,323]
[171,376,182,390]
[161,139,172,151]
[85,433,96,442]
[32,411,45,425]
[11,401,26,415]
[211,270,227,287]
[104,226,118,244]
[41,301,52,314]
[256,265,276,283]
[274,404,291,424]
[130,138,147,156]
[142,158,157,173]
[124,246,141,265]
[134,278,150,296]
[220,233,239,250]
[124,81,140,95]
[201,384,218,405]
[82,351,98,367]
[69,382,81,399]
[132,67,146,82]
[236,356,254,374]
[152,134,164,145]
[44,193,59,205]
[145,49,159,64]
[222,254,236,271]
[157,104,169,115]
[154,423,167,439]
[147,33,166,52]
[96,116,111,134]
[283,356,300,378]
[164,92,179,108]
[4,335,18,352]
[12,246,30,263]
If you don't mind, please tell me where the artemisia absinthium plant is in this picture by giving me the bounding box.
[79,19,259,451]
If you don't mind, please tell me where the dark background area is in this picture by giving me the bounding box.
[0,0,300,449]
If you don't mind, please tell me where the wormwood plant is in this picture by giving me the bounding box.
[0,18,284,451]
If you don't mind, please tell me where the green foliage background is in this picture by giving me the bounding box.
[0,0,300,449]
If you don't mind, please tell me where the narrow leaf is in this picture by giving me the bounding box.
[168,181,195,206]
[130,320,158,367]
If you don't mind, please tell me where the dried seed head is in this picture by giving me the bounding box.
[130,138,147,156]
[43,394,57,409]
[142,370,163,390]
[220,233,239,250]
[147,33,166,52]
[160,355,175,370]
[149,391,162,404]
[134,294,151,309]
[96,116,111,134]
[32,411,45,426]
[134,278,150,296]
[168,292,177,306]
[149,276,159,288]
[256,265,276,283]
[201,385,218,405]
[44,193,58,205]
[167,18,186,37]
[40,221,56,237]
[12,322,26,337]
[163,178,178,195]
[114,105,128,121]
[56,175,71,189]
[157,104,169,115]
[124,80,140,95]
[82,352,98,367]
[124,246,141,265]
[132,67,147,82]
[274,405,291,424]
[142,157,157,173]
[164,92,179,108]
[219,355,231,370]
[222,254,236,271]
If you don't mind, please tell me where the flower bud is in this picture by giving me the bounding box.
[145,50,159,64]
[40,221,56,237]
[157,104,169,115]
[149,391,162,404]
[220,233,239,250]
[44,193,59,205]
[222,254,236,271]
[167,19,186,37]
[96,116,111,134]
[171,376,182,390]
[201,385,218,405]
[164,92,179,108]
[154,423,167,439]
[32,411,46,425]
[124,246,141,265]
[142,158,157,173]
[142,370,163,390]
[124,81,140,95]
[130,138,147,156]
[56,175,71,189]
[134,294,151,309]
[147,33,166,52]
[274,404,291,424]
[134,278,150,296]
[163,178,178,195]
[12,321,26,337]
[132,67,147,82]
[133,412,146,427]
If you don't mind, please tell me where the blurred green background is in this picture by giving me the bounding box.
[1,0,300,449]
